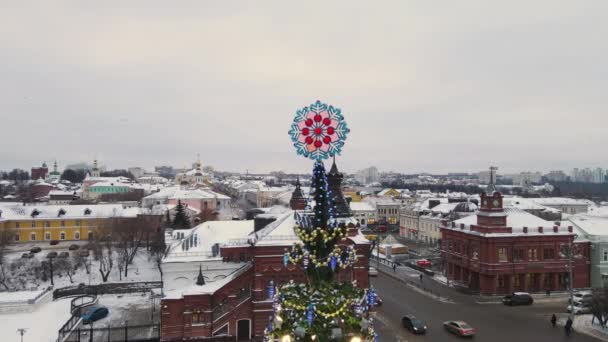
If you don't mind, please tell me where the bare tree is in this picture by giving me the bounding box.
[194,208,218,225]
[149,228,167,288]
[0,228,15,265]
[98,239,113,283]
[113,217,147,278]
[591,288,608,328]
[54,258,74,283]
[92,224,114,283]
[0,264,10,290]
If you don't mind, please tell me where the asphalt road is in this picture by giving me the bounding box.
[372,273,599,342]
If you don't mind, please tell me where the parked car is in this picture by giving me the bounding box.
[568,302,592,315]
[570,291,593,305]
[21,253,34,259]
[369,267,378,277]
[401,315,427,334]
[46,251,58,258]
[502,292,534,306]
[81,305,109,324]
[30,247,42,254]
[416,259,432,268]
[443,320,476,337]
[79,250,90,257]
[58,251,70,258]
[49,240,59,246]
[69,244,80,251]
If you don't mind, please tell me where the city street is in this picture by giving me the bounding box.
[372,273,600,342]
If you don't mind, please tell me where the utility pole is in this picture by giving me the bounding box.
[568,235,578,321]
[17,328,27,342]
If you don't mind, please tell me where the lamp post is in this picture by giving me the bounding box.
[17,328,27,342]
[567,234,578,321]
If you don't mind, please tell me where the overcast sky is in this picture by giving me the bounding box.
[1,1,607,174]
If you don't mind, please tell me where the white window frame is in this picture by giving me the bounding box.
[45,232,51,240]
[30,232,36,241]
[603,249,608,263]
[60,232,66,240]
[74,231,80,240]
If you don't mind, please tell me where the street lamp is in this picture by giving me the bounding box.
[17,328,27,342]
[565,234,578,321]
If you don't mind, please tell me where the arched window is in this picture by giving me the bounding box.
[74,232,80,240]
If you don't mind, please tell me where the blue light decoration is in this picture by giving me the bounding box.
[283,252,289,267]
[288,100,350,161]
[306,305,315,327]
[354,303,362,316]
[267,280,275,300]
[330,255,337,271]
[303,249,310,270]
[367,287,377,307]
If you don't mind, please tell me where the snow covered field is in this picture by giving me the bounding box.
[0,297,71,342]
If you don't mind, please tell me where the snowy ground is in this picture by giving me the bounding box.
[573,314,608,341]
[0,297,71,342]
[1,247,161,292]
[94,293,159,326]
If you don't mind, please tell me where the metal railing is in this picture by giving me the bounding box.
[53,281,163,300]
[61,323,159,342]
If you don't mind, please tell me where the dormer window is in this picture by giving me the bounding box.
[58,208,66,217]
[84,208,92,215]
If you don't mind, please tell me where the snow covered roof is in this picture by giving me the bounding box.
[143,186,230,201]
[349,202,375,212]
[0,203,143,220]
[503,197,560,212]
[165,220,255,261]
[587,206,608,217]
[531,197,593,207]
[428,203,457,215]
[454,208,553,229]
[568,215,608,237]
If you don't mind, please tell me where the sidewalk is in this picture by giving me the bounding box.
[374,261,454,303]
[572,314,608,342]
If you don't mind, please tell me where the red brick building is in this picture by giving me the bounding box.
[31,162,49,180]
[159,214,371,341]
[441,190,590,295]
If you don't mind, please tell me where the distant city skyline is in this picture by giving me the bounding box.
[6,157,608,177]
[1,2,607,173]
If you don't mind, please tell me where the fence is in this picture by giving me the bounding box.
[61,323,159,342]
[54,282,163,300]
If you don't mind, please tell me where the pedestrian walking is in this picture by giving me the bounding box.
[565,317,573,336]
[419,274,423,282]
[392,264,396,273]
[546,288,551,296]
[551,314,557,328]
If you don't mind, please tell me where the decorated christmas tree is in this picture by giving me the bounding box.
[263,101,377,341]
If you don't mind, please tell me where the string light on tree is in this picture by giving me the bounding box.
[265,101,376,341]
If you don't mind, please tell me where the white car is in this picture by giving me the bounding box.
[570,291,593,305]
[369,267,378,277]
[567,302,592,315]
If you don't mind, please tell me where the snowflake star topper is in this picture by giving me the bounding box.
[288,100,350,161]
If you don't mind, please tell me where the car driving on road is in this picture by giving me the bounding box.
[402,314,427,334]
[502,292,533,306]
[443,320,476,337]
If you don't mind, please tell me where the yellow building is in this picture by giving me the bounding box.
[0,204,144,242]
